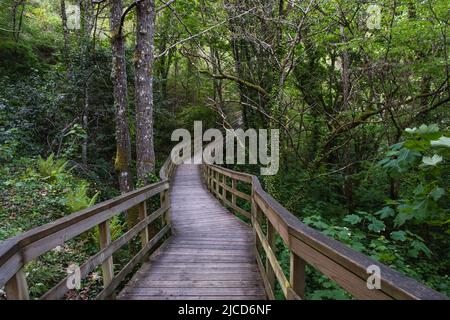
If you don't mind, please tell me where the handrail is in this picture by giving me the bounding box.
[203,163,448,300]
[0,156,176,300]
[159,155,176,180]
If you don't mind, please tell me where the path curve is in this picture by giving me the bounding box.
[118,164,266,300]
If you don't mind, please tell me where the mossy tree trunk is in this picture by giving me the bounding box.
[110,0,136,231]
[135,0,156,183]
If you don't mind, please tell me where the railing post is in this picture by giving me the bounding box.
[215,171,218,197]
[211,169,215,194]
[231,179,236,206]
[161,189,172,234]
[209,167,212,191]
[267,222,276,291]
[98,220,114,288]
[138,201,149,246]
[251,187,263,254]
[289,251,306,299]
[218,173,222,201]
[251,185,256,222]
[207,167,211,191]
[215,171,219,197]
[5,269,29,300]
[222,175,227,202]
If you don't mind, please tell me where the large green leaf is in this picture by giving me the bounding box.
[429,187,445,201]
[422,154,443,167]
[431,136,450,148]
[343,214,362,225]
[404,139,429,152]
[368,219,386,233]
[375,206,395,219]
[405,124,441,139]
[408,240,432,258]
[395,204,414,226]
[390,231,406,241]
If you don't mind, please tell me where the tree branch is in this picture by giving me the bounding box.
[199,70,268,97]
[118,0,176,36]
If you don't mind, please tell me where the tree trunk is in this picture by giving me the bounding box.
[60,0,70,68]
[135,0,156,182]
[12,0,26,42]
[339,21,353,211]
[110,0,134,194]
[80,0,93,167]
[82,89,89,166]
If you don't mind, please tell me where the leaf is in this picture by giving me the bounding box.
[429,187,445,201]
[375,206,395,219]
[405,198,439,222]
[405,124,440,138]
[403,139,429,152]
[343,214,362,225]
[408,240,432,258]
[422,154,443,166]
[430,136,450,148]
[397,148,416,163]
[390,231,406,241]
[379,148,421,177]
[368,219,386,233]
[413,184,425,195]
[394,205,412,226]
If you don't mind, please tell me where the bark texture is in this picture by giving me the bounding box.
[60,0,70,67]
[110,0,134,194]
[135,0,156,182]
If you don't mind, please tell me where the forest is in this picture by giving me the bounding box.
[0,0,449,300]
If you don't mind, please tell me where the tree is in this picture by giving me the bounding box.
[110,0,133,194]
[135,0,156,182]
[60,0,70,69]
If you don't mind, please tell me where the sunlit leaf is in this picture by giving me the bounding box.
[422,154,443,166]
[431,136,450,149]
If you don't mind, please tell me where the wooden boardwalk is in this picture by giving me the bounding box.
[118,164,267,300]
[1,160,446,300]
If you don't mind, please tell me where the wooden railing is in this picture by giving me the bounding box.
[0,157,176,300]
[203,164,447,300]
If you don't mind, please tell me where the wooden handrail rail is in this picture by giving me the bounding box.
[203,163,448,300]
[0,156,176,300]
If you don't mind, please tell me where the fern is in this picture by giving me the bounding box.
[64,183,99,213]
[37,153,68,181]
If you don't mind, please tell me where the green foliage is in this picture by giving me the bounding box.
[379,124,449,229]
[289,124,450,298]
[0,127,21,162]
[24,239,98,299]
[177,105,218,132]
[0,154,111,299]
[0,40,40,74]
[0,155,99,239]
[0,0,448,300]
[90,216,124,246]
[65,182,99,213]
[37,153,69,180]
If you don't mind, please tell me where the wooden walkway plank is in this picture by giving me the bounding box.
[118,164,266,300]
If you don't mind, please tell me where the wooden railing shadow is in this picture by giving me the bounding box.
[203,164,448,300]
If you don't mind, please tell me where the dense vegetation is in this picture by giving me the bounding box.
[0,0,448,299]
